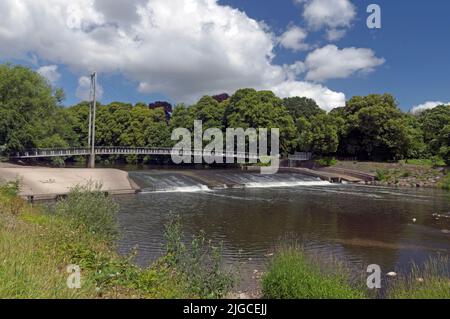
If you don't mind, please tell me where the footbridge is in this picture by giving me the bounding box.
[12,147,265,167]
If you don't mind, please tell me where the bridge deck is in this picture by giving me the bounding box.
[12,147,262,160]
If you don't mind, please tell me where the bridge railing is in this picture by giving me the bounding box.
[12,147,264,159]
[288,152,312,161]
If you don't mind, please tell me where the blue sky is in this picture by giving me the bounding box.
[1,0,449,112]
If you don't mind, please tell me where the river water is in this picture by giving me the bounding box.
[115,170,450,292]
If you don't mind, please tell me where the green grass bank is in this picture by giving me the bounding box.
[0,182,233,299]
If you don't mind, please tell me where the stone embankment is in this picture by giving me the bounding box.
[0,165,140,201]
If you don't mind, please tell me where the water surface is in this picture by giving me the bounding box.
[115,170,450,291]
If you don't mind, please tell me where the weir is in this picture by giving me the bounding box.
[130,170,331,193]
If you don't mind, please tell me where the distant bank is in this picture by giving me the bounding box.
[0,163,140,201]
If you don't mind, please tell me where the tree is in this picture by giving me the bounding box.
[418,105,450,157]
[438,124,450,165]
[225,89,296,154]
[296,114,341,155]
[283,97,325,120]
[0,64,68,155]
[189,96,226,131]
[170,104,191,131]
[335,94,424,160]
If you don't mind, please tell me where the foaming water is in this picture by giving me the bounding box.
[131,170,331,193]
[144,185,212,193]
[243,180,331,189]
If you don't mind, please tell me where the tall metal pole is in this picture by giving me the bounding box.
[89,72,97,168]
[88,80,93,148]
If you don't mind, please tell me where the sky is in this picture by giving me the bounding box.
[0,0,449,113]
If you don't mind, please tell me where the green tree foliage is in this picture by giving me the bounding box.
[283,96,325,120]
[189,96,226,131]
[65,101,172,163]
[417,105,450,161]
[225,89,296,154]
[296,114,342,155]
[334,94,425,160]
[0,64,73,154]
[438,124,450,165]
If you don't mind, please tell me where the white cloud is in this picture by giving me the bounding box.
[296,0,355,41]
[76,76,104,101]
[325,28,346,41]
[301,0,356,30]
[0,0,369,110]
[279,25,308,51]
[37,65,60,85]
[272,80,345,111]
[305,45,385,82]
[410,101,450,114]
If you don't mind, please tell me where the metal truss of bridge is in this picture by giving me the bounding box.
[12,147,263,161]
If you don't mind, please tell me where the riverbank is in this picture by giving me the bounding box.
[0,164,139,200]
[331,161,448,189]
[0,183,233,298]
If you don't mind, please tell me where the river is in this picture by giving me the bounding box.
[114,169,450,293]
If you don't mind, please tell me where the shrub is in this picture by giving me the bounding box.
[315,157,338,167]
[0,179,20,197]
[262,247,365,299]
[54,182,119,241]
[162,216,234,299]
[438,173,450,190]
[0,180,25,216]
[376,169,389,181]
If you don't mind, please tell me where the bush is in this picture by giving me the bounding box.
[438,173,450,190]
[163,216,234,299]
[315,157,338,167]
[262,247,365,299]
[262,248,364,299]
[0,180,25,216]
[0,179,20,197]
[375,169,389,181]
[54,182,119,241]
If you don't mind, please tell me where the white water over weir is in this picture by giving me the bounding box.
[131,171,332,193]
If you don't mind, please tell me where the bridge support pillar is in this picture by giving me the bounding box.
[87,155,96,168]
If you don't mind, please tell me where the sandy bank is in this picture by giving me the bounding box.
[0,167,139,199]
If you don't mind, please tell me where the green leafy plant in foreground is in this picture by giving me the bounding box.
[54,182,119,241]
[262,246,365,299]
[163,215,234,299]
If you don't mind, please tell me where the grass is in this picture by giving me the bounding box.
[387,256,450,299]
[403,158,446,167]
[438,173,450,190]
[262,242,450,300]
[315,157,338,167]
[0,182,233,299]
[262,246,365,299]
